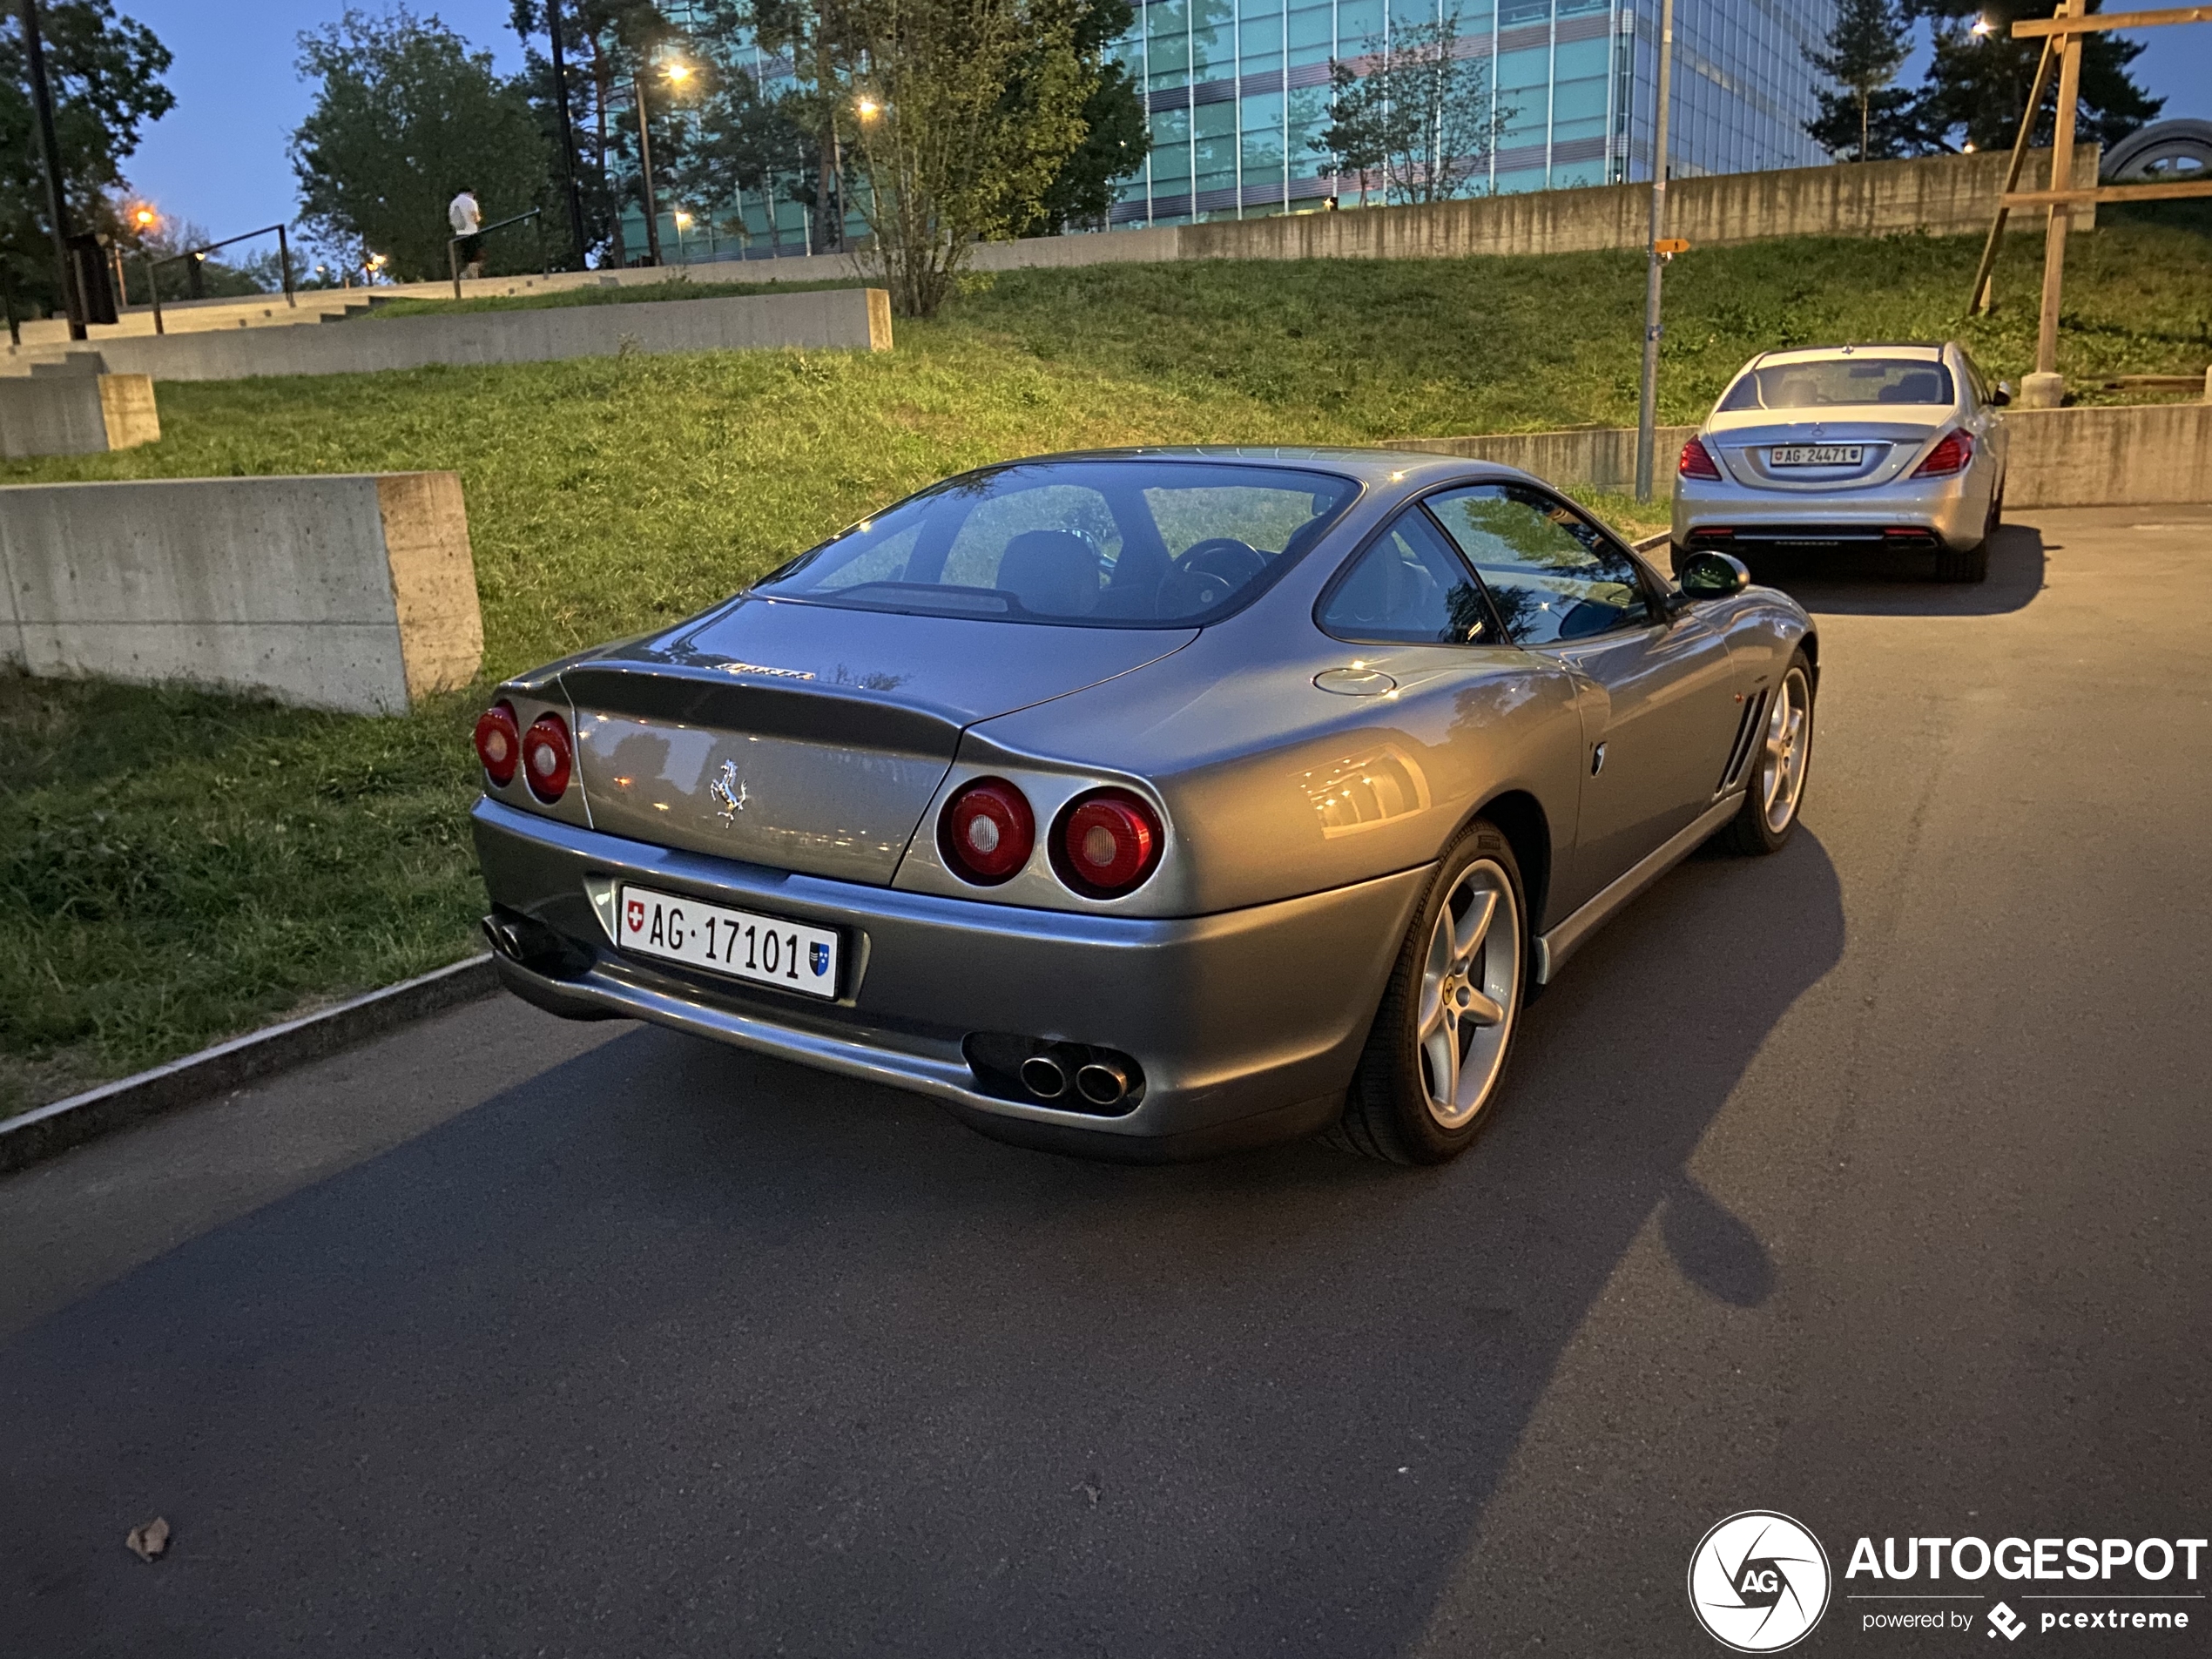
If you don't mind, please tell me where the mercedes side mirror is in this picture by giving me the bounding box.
[1991,381,2013,408]
[1677,550,1751,599]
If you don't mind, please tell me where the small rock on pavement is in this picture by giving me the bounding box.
[125,1517,170,1561]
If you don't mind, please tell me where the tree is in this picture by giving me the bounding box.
[1906,0,2161,155]
[1312,14,1508,207]
[833,0,1092,317]
[1023,0,1149,235]
[292,7,556,281]
[0,1,172,316]
[1804,0,1912,161]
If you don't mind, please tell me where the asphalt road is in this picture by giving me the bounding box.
[5,505,2209,1657]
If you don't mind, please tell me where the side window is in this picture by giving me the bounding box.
[1318,508,1495,645]
[1957,354,1986,408]
[1425,485,1651,647]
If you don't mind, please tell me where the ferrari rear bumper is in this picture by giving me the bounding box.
[472,797,1427,1158]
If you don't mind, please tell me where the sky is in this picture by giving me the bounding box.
[115,0,2212,240]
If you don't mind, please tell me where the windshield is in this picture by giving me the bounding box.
[754,460,1361,627]
[1718,357,1954,412]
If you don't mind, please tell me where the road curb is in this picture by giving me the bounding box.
[0,954,500,1177]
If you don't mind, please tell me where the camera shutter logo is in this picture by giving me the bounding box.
[1687,1511,1831,1652]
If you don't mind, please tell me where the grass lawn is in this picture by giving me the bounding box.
[3,219,2206,1111]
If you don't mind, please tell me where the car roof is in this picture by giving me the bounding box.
[993,444,1505,489]
[1750,342,1951,368]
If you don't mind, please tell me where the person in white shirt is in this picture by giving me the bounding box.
[448,186,484,280]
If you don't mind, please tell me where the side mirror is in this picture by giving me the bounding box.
[1677,550,1751,599]
[1991,381,2013,408]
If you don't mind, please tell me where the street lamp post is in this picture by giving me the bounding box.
[632,71,664,266]
[544,0,589,268]
[1633,0,1677,504]
[19,0,86,340]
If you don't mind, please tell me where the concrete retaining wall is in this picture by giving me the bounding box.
[1386,425,1701,493]
[0,472,482,714]
[1392,400,2212,512]
[2002,403,2212,508]
[42,288,892,383]
[0,374,159,457]
[1178,145,2096,265]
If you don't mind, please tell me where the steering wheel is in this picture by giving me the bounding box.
[1157,537,1266,615]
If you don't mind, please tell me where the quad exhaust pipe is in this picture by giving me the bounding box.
[968,1034,1144,1115]
[1016,1053,1131,1108]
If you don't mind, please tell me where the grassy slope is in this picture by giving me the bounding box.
[2,220,2206,1109]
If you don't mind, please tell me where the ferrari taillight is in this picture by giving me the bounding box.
[1913,429,1973,477]
[1052,789,1164,900]
[939,778,1035,884]
[523,712,572,803]
[1678,438,1723,481]
[474,701,520,787]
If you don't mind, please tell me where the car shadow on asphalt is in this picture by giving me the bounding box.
[0,835,1844,1659]
[1747,522,2045,617]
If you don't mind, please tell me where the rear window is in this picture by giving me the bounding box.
[1719,358,1954,412]
[755,461,1360,627]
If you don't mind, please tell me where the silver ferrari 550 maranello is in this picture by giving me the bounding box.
[1673,341,2010,583]
[473,448,1817,1164]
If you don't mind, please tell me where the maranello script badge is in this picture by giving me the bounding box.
[1688,1511,1832,1651]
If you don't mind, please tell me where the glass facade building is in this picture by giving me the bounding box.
[1108,0,1838,226]
[631,0,1836,258]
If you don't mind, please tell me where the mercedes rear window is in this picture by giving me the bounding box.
[1719,358,1954,411]
[754,461,1361,627]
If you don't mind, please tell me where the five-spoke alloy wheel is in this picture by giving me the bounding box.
[1335,819,1527,1163]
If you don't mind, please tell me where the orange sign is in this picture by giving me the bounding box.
[1655,238,1690,255]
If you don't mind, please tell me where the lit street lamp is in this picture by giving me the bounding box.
[630,60,695,268]
[673,209,692,266]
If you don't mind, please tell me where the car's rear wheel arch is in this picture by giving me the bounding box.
[1465,789,1549,938]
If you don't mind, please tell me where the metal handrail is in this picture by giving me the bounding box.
[449,209,548,298]
[140,222,294,335]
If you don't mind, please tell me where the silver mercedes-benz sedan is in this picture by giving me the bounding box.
[1672,341,2010,583]
[473,448,1817,1164]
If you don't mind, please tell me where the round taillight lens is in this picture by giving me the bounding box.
[938,778,1035,885]
[1053,789,1164,899]
[523,712,572,803]
[474,701,520,787]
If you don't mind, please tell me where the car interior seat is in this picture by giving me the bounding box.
[996,529,1101,616]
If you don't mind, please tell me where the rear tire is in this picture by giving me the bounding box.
[1330,820,1527,1165]
[1935,485,1999,583]
[1934,536,1988,583]
[1716,652,1815,856]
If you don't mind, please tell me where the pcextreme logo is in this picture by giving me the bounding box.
[1688,1511,1833,1652]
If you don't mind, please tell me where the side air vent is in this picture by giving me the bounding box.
[1718,690,1770,795]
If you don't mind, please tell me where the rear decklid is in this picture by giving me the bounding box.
[563,597,1196,883]
[1704,409,1949,490]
